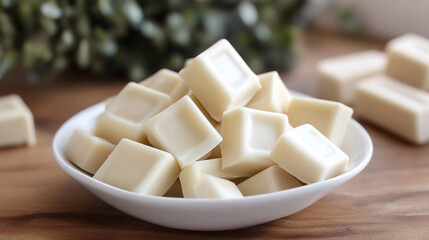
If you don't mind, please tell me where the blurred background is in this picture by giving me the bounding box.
[1,0,428,84]
[0,0,306,83]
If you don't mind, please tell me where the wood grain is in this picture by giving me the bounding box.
[1,31,429,239]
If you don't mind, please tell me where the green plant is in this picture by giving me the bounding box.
[0,0,307,82]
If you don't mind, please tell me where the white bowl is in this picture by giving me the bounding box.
[52,95,373,231]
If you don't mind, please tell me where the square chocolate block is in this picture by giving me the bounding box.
[385,34,429,90]
[270,124,349,184]
[94,82,171,144]
[221,107,289,177]
[141,69,188,102]
[355,74,429,145]
[0,94,36,147]
[286,97,353,146]
[93,139,180,196]
[247,71,292,113]
[194,175,243,199]
[145,96,222,169]
[317,50,386,105]
[238,165,302,196]
[179,39,260,121]
[179,158,239,198]
[65,129,115,174]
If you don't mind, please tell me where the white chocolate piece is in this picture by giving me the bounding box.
[179,158,239,198]
[145,96,222,169]
[317,50,386,105]
[187,91,218,126]
[270,124,349,184]
[94,82,171,144]
[196,158,240,179]
[94,139,180,196]
[64,129,115,174]
[141,69,188,102]
[179,163,200,198]
[237,165,302,196]
[286,97,353,146]
[0,94,36,147]
[179,39,261,121]
[386,34,429,51]
[355,75,429,145]
[221,107,289,177]
[209,123,222,158]
[385,35,429,90]
[194,175,243,199]
[247,71,292,113]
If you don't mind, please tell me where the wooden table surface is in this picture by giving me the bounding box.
[1,31,429,239]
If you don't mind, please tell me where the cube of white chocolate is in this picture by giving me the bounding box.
[94,82,171,144]
[93,139,180,196]
[317,50,386,105]
[179,39,261,121]
[386,34,429,51]
[141,69,188,102]
[355,75,429,145]
[179,158,239,198]
[145,96,222,169]
[187,91,218,126]
[0,94,36,147]
[64,129,115,174]
[237,165,302,196]
[385,35,429,90]
[194,175,243,199]
[247,71,292,113]
[286,97,353,146]
[221,107,289,177]
[270,124,349,184]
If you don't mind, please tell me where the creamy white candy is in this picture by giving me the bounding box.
[270,124,349,184]
[93,139,180,196]
[194,175,243,199]
[386,33,429,51]
[385,34,429,90]
[0,94,36,147]
[179,158,239,198]
[247,71,292,113]
[141,69,188,102]
[355,75,429,145]
[221,107,289,177]
[238,165,302,196]
[145,96,222,169]
[65,129,115,174]
[286,97,353,146]
[179,39,261,121]
[94,82,171,144]
[317,50,386,105]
